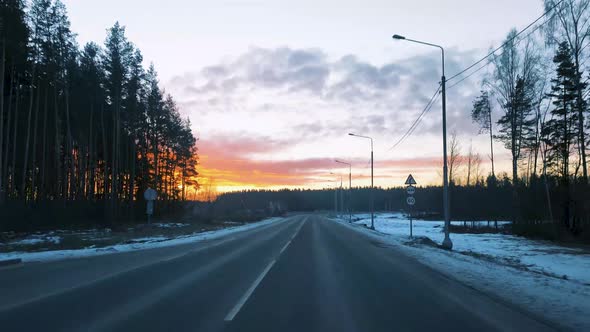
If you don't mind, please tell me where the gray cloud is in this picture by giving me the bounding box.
[168,46,483,138]
[292,114,390,140]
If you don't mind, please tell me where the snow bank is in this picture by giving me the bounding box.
[152,222,189,229]
[353,212,590,284]
[9,235,62,246]
[338,213,590,331]
[0,217,284,263]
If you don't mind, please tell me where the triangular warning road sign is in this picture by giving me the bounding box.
[405,174,417,185]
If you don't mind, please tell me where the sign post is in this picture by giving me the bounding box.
[405,174,417,238]
[144,187,157,224]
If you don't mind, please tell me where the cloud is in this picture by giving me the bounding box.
[165,46,492,190]
[200,133,291,158]
[169,46,482,137]
[291,114,389,139]
[197,47,330,95]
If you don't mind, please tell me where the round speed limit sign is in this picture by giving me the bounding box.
[406,196,416,206]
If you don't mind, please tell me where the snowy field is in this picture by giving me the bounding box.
[338,212,590,331]
[351,212,590,284]
[0,217,284,263]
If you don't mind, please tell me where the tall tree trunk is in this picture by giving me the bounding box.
[3,64,14,200]
[21,67,37,199]
[153,131,159,191]
[123,136,128,202]
[80,144,86,200]
[533,103,541,177]
[171,162,176,200]
[541,140,553,222]
[129,138,136,202]
[511,106,518,184]
[526,153,532,185]
[64,85,75,199]
[574,55,588,182]
[488,108,495,177]
[110,96,119,221]
[88,102,95,200]
[0,39,5,203]
[100,104,108,199]
[564,89,569,182]
[53,84,65,198]
[10,75,21,197]
[181,164,186,201]
[30,81,41,201]
[40,81,49,199]
[54,86,62,199]
[466,143,472,186]
[511,105,519,224]
[164,151,169,199]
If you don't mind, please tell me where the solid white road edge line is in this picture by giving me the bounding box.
[224,259,277,321]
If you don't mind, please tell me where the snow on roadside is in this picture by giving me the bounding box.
[0,217,284,263]
[152,222,189,229]
[9,235,62,246]
[353,212,590,285]
[337,214,590,331]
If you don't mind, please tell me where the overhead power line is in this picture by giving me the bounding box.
[446,4,560,91]
[385,0,564,153]
[446,61,490,90]
[388,84,441,151]
[446,0,564,83]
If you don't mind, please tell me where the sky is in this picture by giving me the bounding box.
[62,0,543,191]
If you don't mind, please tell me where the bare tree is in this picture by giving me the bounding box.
[465,141,482,186]
[539,95,555,220]
[473,153,483,185]
[201,177,218,203]
[448,131,463,185]
[488,31,541,185]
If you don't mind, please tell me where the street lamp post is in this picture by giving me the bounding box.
[348,133,374,230]
[392,34,452,249]
[335,185,338,216]
[335,160,352,223]
[330,172,342,217]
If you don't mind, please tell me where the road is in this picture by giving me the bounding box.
[0,214,559,331]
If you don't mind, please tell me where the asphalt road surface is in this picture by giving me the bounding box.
[0,214,560,331]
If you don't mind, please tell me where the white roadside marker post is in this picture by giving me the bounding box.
[405,174,417,239]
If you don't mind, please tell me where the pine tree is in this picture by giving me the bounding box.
[543,42,580,182]
[544,0,590,182]
[122,48,145,201]
[496,77,536,185]
[491,29,541,185]
[0,0,29,202]
[103,22,133,219]
[145,64,164,191]
[0,0,198,227]
[79,42,105,200]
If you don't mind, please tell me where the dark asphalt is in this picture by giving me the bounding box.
[0,215,559,331]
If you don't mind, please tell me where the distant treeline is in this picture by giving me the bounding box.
[213,174,589,242]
